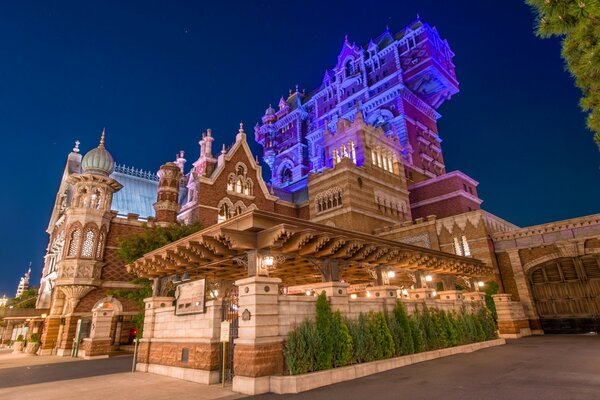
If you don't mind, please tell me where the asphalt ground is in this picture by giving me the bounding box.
[0,354,132,388]
[250,334,600,400]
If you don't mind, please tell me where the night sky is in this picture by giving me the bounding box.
[0,1,598,297]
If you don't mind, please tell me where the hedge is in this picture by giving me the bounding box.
[284,299,497,375]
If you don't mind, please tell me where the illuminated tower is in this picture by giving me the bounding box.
[256,18,459,192]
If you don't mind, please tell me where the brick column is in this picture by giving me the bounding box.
[232,276,283,395]
[39,316,61,355]
[56,316,78,356]
[506,250,542,332]
[493,294,532,338]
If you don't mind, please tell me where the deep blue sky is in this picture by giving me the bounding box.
[0,1,598,296]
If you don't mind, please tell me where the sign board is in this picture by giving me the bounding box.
[220,321,231,342]
[175,279,206,316]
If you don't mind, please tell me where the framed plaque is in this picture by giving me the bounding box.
[175,279,206,315]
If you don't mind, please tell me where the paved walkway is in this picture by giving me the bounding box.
[1,335,599,400]
[250,334,600,400]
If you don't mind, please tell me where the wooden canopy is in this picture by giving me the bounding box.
[127,210,492,286]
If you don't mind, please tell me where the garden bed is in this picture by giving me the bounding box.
[270,338,505,394]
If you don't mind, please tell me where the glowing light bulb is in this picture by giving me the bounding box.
[425,275,433,282]
[386,270,396,278]
[478,281,485,288]
[350,294,357,299]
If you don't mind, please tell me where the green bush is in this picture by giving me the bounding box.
[15,335,24,342]
[332,311,353,367]
[389,301,414,356]
[29,333,41,343]
[483,281,499,322]
[315,293,334,370]
[283,297,499,375]
[284,319,320,375]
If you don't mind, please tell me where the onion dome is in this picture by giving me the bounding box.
[262,104,277,124]
[81,129,115,176]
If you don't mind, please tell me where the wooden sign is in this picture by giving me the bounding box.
[175,279,206,316]
[220,321,231,342]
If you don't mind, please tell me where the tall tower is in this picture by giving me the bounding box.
[54,130,123,317]
[256,18,459,192]
[15,265,31,297]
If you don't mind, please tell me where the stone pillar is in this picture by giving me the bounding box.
[1,320,15,344]
[136,296,175,367]
[506,250,541,332]
[493,294,532,339]
[82,306,115,359]
[311,281,350,313]
[233,276,283,395]
[368,286,400,315]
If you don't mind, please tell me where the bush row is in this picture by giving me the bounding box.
[283,293,497,375]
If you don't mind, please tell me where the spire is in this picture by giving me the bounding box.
[221,144,226,155]
[239,121,245,134]
[73,140,80,153]
[354,101,364,123]
[99,128,106,148]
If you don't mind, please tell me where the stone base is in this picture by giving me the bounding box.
[232,375,271,395]
[234,342,284,377]
[56,348,72,357]
[497,320,532,338]
[138,363,220,385]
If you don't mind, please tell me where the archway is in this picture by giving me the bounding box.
[527,255,600,333]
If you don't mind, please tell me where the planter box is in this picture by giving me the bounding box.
[12,341,25,353]
[269,338,506,394]
[25,342,40,355]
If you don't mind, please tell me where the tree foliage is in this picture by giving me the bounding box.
[315,292,334,370]
[116,222,202,264]
[109,278,153,337]
[526,0,600,149]
[8,289,37,309]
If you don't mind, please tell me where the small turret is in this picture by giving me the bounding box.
[154,162,183,225]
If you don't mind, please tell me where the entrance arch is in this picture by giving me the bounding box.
[527,255,600,333]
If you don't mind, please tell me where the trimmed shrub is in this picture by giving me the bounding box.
[378,312,395,358]
[284,319,320,375]
[432,309,450,349]
[348,313,376,363]
[315,292,334,370]
[409,311,426,353]
[389,300,414,356]
[332,310,353,367]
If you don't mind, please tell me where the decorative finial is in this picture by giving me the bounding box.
[73,140,80,153]
[416,13,421,20]
[99,128,106,148]
[344,34,348,43]
[295,84,299,93]
[221,144,226,154]
[239,121,245,133]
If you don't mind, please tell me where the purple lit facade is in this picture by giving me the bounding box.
[255,18,459,194]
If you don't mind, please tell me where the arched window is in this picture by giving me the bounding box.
[227,174,235,191]
[281,167,293,185]
[81,228,96,258]
[244,179,253,196]
[218,202,230,223]
[235,177,243,193]
[345,59,354,76]
[349,141,356,164]
[67,228,81,257]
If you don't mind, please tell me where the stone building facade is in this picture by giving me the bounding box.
[10,17,596,386]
